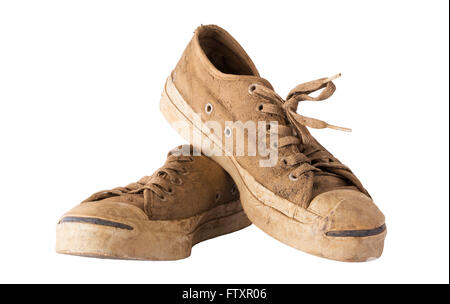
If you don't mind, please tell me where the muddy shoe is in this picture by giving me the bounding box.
[56,145,250,260]
[160,25,386,262]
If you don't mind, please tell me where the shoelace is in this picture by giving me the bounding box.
[249,74,351,180]
[84,154,193,204]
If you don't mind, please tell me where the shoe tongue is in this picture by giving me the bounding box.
[255,77,274,90]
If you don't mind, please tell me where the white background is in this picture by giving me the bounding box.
[0,0,448,284]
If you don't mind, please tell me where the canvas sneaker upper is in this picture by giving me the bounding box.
[69,145,239,221]
[171,25,369,209]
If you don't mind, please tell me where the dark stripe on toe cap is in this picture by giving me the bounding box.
[326,224,386,237]
[60,217,134,230]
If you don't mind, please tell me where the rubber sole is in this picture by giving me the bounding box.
[160,76,387,262]
[56,199,251,261]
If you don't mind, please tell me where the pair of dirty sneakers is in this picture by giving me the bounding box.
[56,25,386,262]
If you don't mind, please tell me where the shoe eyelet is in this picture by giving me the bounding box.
[257,104,264,111]
[288,173,298,181]
[205,103,213,115]
[171,177,183,185]
[271,141,278,149]
[231,184,238,195]
[281,158,288,168]
[224,126,232,138]
[165,188,174,195]
[158,195,167,202]
[248,84,257,94]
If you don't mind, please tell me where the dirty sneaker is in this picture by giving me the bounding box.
[160,25,386,262]
[56,145,250,260]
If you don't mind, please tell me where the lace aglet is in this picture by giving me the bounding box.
[327,124,352,132]
[326,73,342,82]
